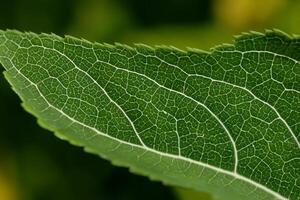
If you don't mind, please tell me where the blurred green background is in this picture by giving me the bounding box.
[0,0,299,200]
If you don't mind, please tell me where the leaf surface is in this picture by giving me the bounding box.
[0,30,299,200]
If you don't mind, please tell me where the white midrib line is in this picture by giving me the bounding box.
[1,38,295,199]
[6,41,147,148]
[26,43,300,172]
[13,39,237,171]
[66,61,148,148]
[6,60,287,200]
[28,42,300,153]
[140,49,300,148]
[93,59,239,171]
[47,46,239,173]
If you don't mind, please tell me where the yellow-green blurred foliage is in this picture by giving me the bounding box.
[0,150,17,200]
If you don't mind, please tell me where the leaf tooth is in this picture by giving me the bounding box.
[186,47,209,55]
[133,43,155,51]
[4,29,23,35]
[153,44,180,51]
[49,32,62,40]
[101,42,115,49]
[233,31,264,43]
[169,45,186,53]
[265,28,292,39]
[292,33,300,39]
[210,43,235,52]
[114,42,135,51]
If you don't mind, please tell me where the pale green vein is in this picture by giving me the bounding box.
[0,30,299,200]
[4,58,288,200]
[47,43,236,168]
[3,37,237,168]
[135,48,300,148]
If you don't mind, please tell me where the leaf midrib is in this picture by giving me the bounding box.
[0,57,287,200]
[2,35,298,200]
[7,37,300,152]
[41,44,240,172]
[8,37,299,149]
[111,47,300,147]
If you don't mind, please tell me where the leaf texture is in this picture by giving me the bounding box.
[0,30,299,200]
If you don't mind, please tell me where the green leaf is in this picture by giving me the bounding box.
[0,29,299,200]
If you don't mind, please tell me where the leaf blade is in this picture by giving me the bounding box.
[0,29,299,200]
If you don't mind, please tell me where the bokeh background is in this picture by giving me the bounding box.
[0,0,299,200]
